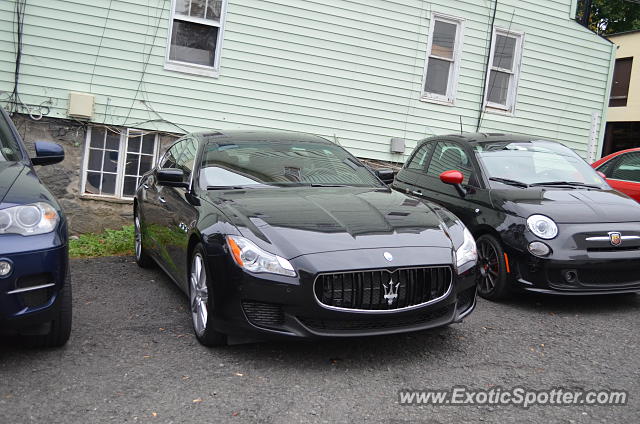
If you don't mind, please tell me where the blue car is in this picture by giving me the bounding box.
[0,108,71,347]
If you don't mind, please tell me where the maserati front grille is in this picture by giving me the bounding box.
[314,266,452,312]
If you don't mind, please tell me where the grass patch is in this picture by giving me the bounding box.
[69,225,135,258]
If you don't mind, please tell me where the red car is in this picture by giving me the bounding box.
[592,148,640,202]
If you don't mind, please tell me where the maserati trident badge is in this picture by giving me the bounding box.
[609,232,622,246]
[383,252,393,262]
[383,279,400,306]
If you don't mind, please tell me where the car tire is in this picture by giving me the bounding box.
[476,234,510,301]
[134,212,154,268]
[189,244,227,347]
[23,274,72,348]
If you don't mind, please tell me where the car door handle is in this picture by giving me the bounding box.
[158,196,166,204]
[411,190,422,196]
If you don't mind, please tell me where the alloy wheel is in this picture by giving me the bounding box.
[190,253,209,336]
[477,238,500,294]
[134,216,142,261]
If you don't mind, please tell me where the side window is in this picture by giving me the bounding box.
[160,141,185,169]
[406,143,434,171]
[427,141,474,184]
[175,138,198,182]
[609,152,640,183]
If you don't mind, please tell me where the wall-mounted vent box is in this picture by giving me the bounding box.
[68,92,94,120]
[390,137,405,154]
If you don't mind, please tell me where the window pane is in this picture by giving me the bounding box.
[87,149,103,171]
[103,150,119,173]
[207,0,223,20]
[176,138,197,181]
[128,135,141,153]
[100,174,116,195]
[190,0,206,18]
[425,58,450,96]
[431,20,456,59]
[90,128,105,148]
[609,58,633,107]
[175,0,190,15]
[407,143,433,171]
[105,130,120,150]
[493,35,516,70]
[487,71,510,106]
[170,20,218,67]
[85,172,101,194]
[125,154,140,176]
[123,177,138,197]
[141,134,156,154]
[427,142,472,184]
[139,155,153,174]
[611,153,640,182]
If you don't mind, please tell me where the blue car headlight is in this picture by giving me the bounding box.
[0,202,59,236]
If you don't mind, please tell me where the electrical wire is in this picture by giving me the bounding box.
[476,0,498,131]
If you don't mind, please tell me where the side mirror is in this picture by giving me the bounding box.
[31,141,64,166]
[157,168,189,188]
[439,170,467,197]
[375,168,395,185]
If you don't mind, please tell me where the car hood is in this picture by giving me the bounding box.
[207,187,454,259]
[490,188,640,223]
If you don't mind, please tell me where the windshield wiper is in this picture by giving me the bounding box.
[309,183,352,187]
[207,185,254,190]
[489,177,529,188]
[530,181,601,189]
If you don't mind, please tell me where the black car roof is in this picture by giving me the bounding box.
[421,132,550,147]
[193,130,332,144]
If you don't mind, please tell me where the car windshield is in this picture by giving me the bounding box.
[475,140,605,188]
[199,140,383,188]
[0,114,22,162]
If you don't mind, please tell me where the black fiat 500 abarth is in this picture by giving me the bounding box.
[394,133,640,300]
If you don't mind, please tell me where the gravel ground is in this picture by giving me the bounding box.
[1,256,639,423]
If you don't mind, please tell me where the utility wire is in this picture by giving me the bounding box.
[89,0,114,93]
[476,0,498,132]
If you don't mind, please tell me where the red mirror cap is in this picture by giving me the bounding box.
[440,170,464,185]
[597,171,606,179]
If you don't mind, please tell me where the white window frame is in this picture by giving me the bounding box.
[420,12,465,105]
[164,0,228,78]
[81,127,159,200]
[483,28,525,115]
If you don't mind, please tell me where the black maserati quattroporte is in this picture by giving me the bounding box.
[134,131,478,346]
[393,133,640,300]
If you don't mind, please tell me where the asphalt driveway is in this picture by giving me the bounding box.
[1,256,639,423]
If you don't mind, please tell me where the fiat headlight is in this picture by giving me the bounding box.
[527,215,558,240]
[226,235,296,277]
[455,227,477,274]
[0,202,59,236]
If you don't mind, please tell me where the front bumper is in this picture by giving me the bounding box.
[504,222,640,295]
[207,247,478,340]
[0,234,68,332]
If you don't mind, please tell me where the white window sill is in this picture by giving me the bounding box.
[484,105,515,117]
[419,96,455,107]
[164,62,220,78]
[80,194,133,204]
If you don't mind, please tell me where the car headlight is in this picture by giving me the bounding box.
[0,202,59,236]
[455,227,477,274]
[226,235,296,277]
[527,214,558,240]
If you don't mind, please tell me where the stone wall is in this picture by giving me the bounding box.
[11,114,178,235]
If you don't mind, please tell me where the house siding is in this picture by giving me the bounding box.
[0,0,614,162]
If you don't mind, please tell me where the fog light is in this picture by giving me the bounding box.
[0,260,12,277]
[528,241,551,257]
